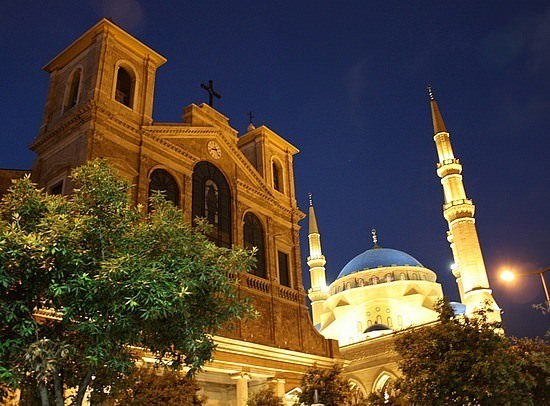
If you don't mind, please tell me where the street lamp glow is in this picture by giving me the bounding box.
[500,270,515,282]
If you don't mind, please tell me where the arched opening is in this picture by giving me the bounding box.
[192,161,232,247]
[348,379,367,404]
[373,372,397,403]
[115,66,135,108]
[148,169,180,207]
[243,212,266,278]
[272,159,283,192]
[65,68,82,110]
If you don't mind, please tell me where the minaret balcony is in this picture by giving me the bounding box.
[308,288,329,302]
[443,199,475,221]
[437,159,462,177]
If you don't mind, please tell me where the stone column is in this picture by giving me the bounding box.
[231,372,251,406]
[269,378,286,398]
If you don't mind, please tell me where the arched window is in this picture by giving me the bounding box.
[149,169,179,207]
[358,279,364,287]
[65,68,81,110]
[272,159,283,192]
[376,315,382,324]
[385,273,393,283]
[399,272,406,280]
[192,162,232,247]
[243,212,266,278]
[115,66,134,108]
[387,316,393,328]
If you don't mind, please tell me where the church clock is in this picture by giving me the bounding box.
[207,140,222,159]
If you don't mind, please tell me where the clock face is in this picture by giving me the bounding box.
[207,140,222,159]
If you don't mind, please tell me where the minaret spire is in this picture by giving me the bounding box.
[308,193,319,234]
[427,85,448,135]
[429,88,501,322]
[306,193,329,327]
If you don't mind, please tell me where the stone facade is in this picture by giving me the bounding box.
[16,18,341,405]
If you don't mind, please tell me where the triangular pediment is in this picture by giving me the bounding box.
[335,298,350,307]
[143,124,286,210]
[320,312,335,331]
[404,287,422,296]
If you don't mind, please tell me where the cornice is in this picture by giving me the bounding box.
[30,103,94,151]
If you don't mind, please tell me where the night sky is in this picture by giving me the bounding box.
[1,1,548,337]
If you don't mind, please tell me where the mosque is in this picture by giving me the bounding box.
[0,18,501,405]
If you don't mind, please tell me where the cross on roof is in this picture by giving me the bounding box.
[200,80,221,107]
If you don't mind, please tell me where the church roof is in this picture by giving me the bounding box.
[337,247,424,279]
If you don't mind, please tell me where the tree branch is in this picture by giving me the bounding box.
[72,370,92,406]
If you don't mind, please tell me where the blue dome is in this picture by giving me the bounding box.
[337,247,423,279]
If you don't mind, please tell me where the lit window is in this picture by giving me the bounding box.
[65,69,81,110]
[149,169,179,207]
[278,251,290,287]
[115,66,134,108]
[49,181,63,195]
[192,162,232,247]
[243,212,266,278]
[272,160,283,192]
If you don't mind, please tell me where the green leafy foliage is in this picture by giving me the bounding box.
[393,299,548,405]
[297,364,354,406]
[107,365,205,405]
[0,160,254,405]
[247,387,282,406]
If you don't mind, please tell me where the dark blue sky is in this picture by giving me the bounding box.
[1,1,548,337]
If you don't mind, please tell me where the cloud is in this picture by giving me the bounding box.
[98,0,146,32]
[479,4,550,73]
[345,59,368,106]
[527,5,550,73]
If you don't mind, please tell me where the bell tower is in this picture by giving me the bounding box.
[428,86,501,321]
[31,18,166,193]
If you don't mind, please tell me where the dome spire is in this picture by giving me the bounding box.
[427,84,448,135]
[371,228,380,248]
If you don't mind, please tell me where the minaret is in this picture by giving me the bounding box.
[428,86,501,321]
[307,194,329,327]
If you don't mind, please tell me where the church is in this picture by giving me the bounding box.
[0,19,501,405]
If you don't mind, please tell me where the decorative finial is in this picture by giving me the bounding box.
[427,84,435,101]
[308,193,313,206]
[371,228,380,248]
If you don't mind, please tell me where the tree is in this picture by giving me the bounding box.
[247,387,282,406]
[0,160,254,405]
[297,364,355,406]
[393,299,538,405]
[108,365,205,405]
[508,337,550,405]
